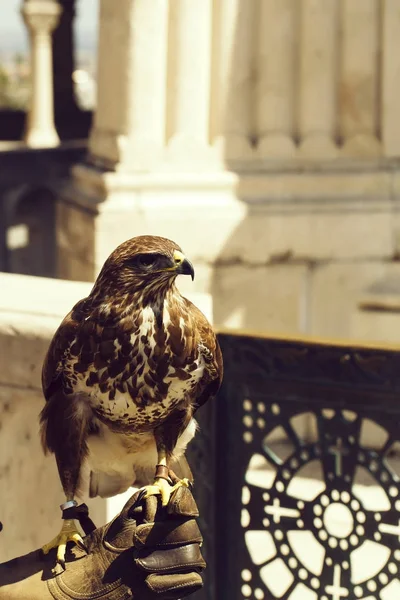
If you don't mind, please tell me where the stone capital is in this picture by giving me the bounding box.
[21,0,62,34]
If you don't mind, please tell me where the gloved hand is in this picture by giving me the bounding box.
[129,484,206,598]
[0,485,206,600]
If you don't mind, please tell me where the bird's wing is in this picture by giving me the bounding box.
[42,298,88,401]
[40,298,96,498]
[183,298,223,412]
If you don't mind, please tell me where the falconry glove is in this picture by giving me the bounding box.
[0,485,205,600]
[130,485,206,598]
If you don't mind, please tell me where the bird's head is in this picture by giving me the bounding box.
[91,235,195,300]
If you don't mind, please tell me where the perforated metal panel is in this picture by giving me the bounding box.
[205,333,400,600]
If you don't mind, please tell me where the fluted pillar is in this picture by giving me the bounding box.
[339,0,381,156]
[89,0,168,172]
[210,0,255,162]
[75,0,400,172]
[298,0,339,158]
[22,0,61,148]
[165,0,213,169]
[256,0,297,158]
[66,0,239,282]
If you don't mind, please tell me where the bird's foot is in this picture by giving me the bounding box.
[142,477,191,507]
[41,519,86,568]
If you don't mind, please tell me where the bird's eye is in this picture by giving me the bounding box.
[137,254,157,268]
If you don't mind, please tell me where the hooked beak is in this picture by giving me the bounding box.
[173,250,195,281]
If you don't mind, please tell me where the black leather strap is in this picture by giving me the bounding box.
[62,503,96,535]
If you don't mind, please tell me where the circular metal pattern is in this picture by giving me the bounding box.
[240,402,400,599]
[323,503,353,538]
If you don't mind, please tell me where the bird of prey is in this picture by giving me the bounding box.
[40,235,223,566]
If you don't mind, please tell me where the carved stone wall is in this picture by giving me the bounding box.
[36,0,400,343]
[86,0,400,169]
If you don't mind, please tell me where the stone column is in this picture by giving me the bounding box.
[22,0,61,148]
[165,0,213,169]
[339,0,381,157]
[298,0,339,158]
[89,0,169,172]
[256,0,297,158]
[66,0,240,282]
[210,0,256,163]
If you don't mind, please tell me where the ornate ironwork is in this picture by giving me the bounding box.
[211,333,400,600]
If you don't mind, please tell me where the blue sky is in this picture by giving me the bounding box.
[0,0,98,52]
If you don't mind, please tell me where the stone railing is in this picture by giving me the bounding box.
[0,272,212,562]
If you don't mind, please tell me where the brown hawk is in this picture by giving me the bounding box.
[40,236,223,566]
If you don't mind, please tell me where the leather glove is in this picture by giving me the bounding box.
[130,486,205,598]
[0,485,205,600]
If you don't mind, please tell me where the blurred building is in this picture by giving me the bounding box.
[1,0,400,343]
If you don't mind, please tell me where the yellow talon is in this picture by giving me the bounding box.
[42,519,85,568]
[142,477,190,507]
[171,478,190,493]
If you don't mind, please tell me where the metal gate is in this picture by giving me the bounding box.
[190,332,400,600]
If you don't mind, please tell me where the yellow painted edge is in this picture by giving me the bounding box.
[215,327,400,353]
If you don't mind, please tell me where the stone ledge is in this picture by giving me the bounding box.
[66,165,399,275]
[358,274,400,312]
[238,169,394,204]
[353,274,400,344]
[0,273,93,389]
[230,155,400,174]
[70,163,400,207]
[0,272,92,318]
[0,272,212,388]
[0,272,212,327]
